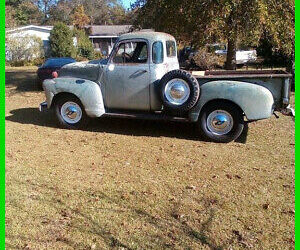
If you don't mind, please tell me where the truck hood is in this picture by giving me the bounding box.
[58,59,107,82]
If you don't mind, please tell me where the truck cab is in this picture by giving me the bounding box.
[102,32,179,111]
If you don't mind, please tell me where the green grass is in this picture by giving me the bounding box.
[5,68,295,249]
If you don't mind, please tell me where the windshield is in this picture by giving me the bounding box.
[113,41,148,64]
[43,58,76,67]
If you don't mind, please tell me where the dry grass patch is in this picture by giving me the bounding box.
[5,68,294,249]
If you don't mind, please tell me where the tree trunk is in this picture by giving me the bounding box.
[225,37,236,70]
[287,57,295,91]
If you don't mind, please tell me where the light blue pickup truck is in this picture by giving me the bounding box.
[40,31,293,143]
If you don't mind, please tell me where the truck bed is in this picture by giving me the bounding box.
[192,70,292,79]
[192,70,292,111]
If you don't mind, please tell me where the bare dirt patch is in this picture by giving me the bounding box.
[5,67,294,249]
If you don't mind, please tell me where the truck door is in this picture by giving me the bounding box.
[105,40,150,111]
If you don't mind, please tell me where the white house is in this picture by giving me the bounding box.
[6,25,53,52]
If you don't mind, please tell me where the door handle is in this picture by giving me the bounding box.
[129,69,148,79]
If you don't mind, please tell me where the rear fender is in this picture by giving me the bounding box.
[189,80,274,121]
[43,77,105,117]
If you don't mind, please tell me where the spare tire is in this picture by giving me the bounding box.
[160,69,200,113]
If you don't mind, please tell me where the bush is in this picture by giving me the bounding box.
[73,28,94,60]
[191,48,225,70]
[94,51,104,59]
[49,22,76,58]
[5,35,44,64]
[31,57,45,66]
[75,56,89,62]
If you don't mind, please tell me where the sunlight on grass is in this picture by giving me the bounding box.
[5,68,295,249]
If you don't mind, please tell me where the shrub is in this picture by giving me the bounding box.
[31,57,45,66]
[190,48,225,70]
[94,51,104,59]
[5,35,44,65]
[73,28,94,60]
[75,56,89,62]
[49,22,76,58]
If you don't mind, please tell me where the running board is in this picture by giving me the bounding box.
[102,112,189,122]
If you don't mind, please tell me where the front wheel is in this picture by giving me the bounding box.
[54,95,89,129]
[198,102,244,143]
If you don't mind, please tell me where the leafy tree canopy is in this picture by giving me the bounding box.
[46,0,131,25]
[133,0,294,69]
[72,5,90,29]
[5,0,133,26]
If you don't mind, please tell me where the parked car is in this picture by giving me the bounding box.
[211,44,257,65]
[39,32,293,143]
[36,57,76,88]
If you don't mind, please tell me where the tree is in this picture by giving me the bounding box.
[49,22,76,57]
[35,0,57,21]
[109,3,128,24]
[5,0,130,26]
[17,1,43,25]
[68,0,129,25]
[72,5,90,29]
[5,5,17,28]
[5,0,23,7]
[6,0,44,26]
[47,0,73,24]
[133,0,294,70]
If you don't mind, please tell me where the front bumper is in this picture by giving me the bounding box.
[39,101,48,112]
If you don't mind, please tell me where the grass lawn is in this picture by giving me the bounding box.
[5,67,294,249]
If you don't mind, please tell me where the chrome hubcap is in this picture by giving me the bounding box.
[165,78,190,105]
[207,110,233,135]
[61,101,82,124]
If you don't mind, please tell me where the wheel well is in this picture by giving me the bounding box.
[200,99,244,117]
[51,92,82,108]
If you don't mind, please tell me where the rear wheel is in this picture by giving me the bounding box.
[198,102,244,143]
[54,95,89,129]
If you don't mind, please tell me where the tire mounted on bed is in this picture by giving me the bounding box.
[160,69,200,113]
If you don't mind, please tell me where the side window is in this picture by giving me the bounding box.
[166,40,176,57]
[113,41,148,64]
[152,41,164,64]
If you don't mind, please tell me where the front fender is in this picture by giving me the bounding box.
[43,77,105,118]
[190,80,274,121]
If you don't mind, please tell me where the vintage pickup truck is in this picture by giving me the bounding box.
[40,32,293,143]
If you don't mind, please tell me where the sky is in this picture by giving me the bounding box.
[120,0,134,9]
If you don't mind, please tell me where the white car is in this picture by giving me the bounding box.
[214,44,257,65]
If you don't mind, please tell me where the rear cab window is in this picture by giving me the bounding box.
[152,41,164,64]
[166,40,176,57]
